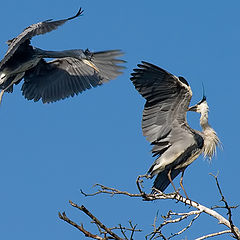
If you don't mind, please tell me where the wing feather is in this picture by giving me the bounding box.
[0,8,83,68]
[130,61,192,145]
[21,49,124,103]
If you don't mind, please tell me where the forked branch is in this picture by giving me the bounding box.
[59,201,141,239]
[59,173,239,239]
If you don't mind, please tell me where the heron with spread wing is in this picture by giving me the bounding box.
[0,8,125,104]
[130,61,220,197]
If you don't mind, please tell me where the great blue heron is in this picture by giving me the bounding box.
[130,61,220,197]
[0,8,125,104]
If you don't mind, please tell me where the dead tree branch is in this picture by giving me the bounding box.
[59,201,142,240]
[79,174,239,239]
[209,173,239,239]
[58,211,103,240]
[195,230,232,240]
[59,173,239,239]
[69,201,121,240]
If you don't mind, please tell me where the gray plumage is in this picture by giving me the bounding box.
[0,8,125,103]
[130,61,220,193]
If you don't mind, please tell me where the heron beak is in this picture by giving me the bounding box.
[188,105,198,112]
[82,60,100,72]
[0,89,5,105]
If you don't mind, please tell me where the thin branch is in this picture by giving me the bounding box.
[110,225,142,233]
[168,212,201,239]
[210,173,240,239]
[81,184,142,198]
[211,205,239,210]
[118,224,128,239]
[195,230,232,240]
[129,221,138,240]
[147,210,202,240]
[58,212,103,240]
[146,211,168,240]
[69,201,122,240]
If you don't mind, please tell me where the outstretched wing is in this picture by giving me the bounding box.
[22,50,125,103]
[130,61,192,145]
[0,8,83,68]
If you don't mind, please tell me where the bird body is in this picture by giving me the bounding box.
[0,8,125,103]
[130,61,220,193]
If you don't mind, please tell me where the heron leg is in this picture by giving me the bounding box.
[179,170,189,198]
[167,169,178,193]
[179,170,193,206]
[0,89,5,105]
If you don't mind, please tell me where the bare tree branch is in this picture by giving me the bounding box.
[58,211,103,240]
[146,210,202,239]
[59,201,142,240]
[79,174,240,239]
[69,201,122,240]
[59,173,239,239]
[209,173,240,239]
[195,230,232,240]
[81,184,142,198]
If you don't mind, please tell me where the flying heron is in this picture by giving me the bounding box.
[130,61,220,197]
[0,8,125,104]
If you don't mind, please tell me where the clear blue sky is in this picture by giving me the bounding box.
[0,0,239,239]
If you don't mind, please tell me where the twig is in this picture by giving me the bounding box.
[118,224,128,239]
[69,201,122,240]
[147,210,202,240]
[58,212,103,240]
[110,225,142,233]
[210,173,240,239]
[129,221,138,240]
[81,184,142,198]
[196,230,232,240]
[168,212,201,239]
[211,205,239,210]
[136,174,149,198]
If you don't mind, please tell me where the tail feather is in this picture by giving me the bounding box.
[153,169,181,192]
[90,50,125,82]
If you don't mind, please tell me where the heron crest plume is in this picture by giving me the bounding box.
[202,126,220,160]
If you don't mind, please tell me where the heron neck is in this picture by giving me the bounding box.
[34,48,85,59]
[200,112,210,130]
[199,111,220,160]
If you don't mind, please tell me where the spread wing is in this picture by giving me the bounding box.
[22,50,124,103]
[0,8,83,68]
[130,61,193,147]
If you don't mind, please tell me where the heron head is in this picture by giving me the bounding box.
[188,95,209,114]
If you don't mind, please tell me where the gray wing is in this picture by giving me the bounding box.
[0,8,83,68]
[22,50,125,103]
[130,61,193,147]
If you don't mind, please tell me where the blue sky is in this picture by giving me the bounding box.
[0,0,239,239]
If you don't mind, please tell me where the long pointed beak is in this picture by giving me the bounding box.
[82,60,100,72]
[0,89,5,105]
[188,105,197,112]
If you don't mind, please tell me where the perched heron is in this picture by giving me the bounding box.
[130,61,220,196]
[0,8,125,104]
